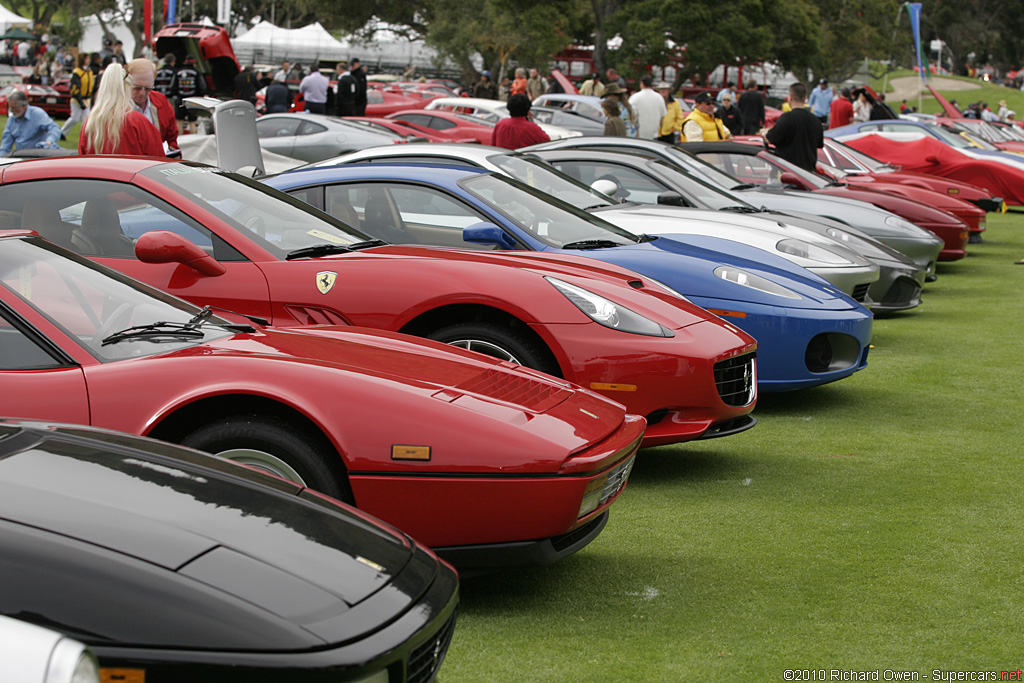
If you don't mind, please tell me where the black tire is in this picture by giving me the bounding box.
[180,415,353,503]
[426,321,561,376]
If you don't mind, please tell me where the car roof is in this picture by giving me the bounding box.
[269,163,488,190]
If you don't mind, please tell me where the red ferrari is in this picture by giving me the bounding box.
[0,156,758,448]
[0,83,70,118]
[386,109,497,144]
[346,116,477,143]
[0,230,643,569]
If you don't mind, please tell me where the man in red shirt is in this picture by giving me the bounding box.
[829,87,854,129]
[491,94,550,149]
[126,58,179,156]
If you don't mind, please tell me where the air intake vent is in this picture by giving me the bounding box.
[851,283,871,303]
[408,611,457,683]
[714,353,756,406]
[456,368,571,412]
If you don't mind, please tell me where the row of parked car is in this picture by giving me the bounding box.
[2,98,1010,679]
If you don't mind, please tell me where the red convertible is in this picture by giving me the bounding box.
[0,156,758,447]
[0,230,643,570]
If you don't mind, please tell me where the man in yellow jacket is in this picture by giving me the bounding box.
[656,82,685,143]
[682,91,733,142]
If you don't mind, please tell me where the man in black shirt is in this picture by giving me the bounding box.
[764,82,822,173]
[737,79,765,135]
[350,58,368,116]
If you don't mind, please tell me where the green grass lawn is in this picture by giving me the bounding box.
[443,211,1024,681]
[872,68,1024,117]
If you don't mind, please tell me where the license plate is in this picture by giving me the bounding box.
[46,97,56,103]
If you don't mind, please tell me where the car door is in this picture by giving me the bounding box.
[291,119,331,162]
[0,178,274,322]
[0,272,90,425]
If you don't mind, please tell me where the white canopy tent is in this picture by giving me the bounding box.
[232,19,450,71]
[0,4,31,33]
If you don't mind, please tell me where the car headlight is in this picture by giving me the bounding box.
[825,227,855,243]
[546,277,674,337]
[884,214,932,236]
[714,266,802,299]
[776,238,853,265]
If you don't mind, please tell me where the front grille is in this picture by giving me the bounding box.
[408,610,458,683]
[456,368,570,411]
[881,277,922,306]
[600,455,635,508]
[850,283,871,303]
[714,353,756,406]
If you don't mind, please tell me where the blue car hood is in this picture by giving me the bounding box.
[569,236,865,312]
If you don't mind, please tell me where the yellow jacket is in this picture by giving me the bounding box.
[659,99,685,137]
[682,108,729,141]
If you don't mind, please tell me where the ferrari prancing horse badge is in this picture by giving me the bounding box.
[316,271,337,294]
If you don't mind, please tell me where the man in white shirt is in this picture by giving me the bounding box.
[628,75,667,139]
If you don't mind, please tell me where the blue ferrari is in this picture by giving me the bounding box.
[264,164,874,391]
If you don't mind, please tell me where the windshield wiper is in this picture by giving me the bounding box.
[730,183,758,191]
[719,205,760,213]
[101,305,252,346]
[347,239,389,250]
[637,234,658,243]
[286,243,353,260]
[561,239,623,250]
[101,322,206,346]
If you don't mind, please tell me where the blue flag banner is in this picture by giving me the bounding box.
[907,2,927,84]
[167,0,177,25]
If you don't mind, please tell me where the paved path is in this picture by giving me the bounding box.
[887,75,980,103]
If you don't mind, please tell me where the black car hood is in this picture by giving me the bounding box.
[0,422,438,650]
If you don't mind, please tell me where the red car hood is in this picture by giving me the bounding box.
[814,184,965,226]
[848,168,992,204]
[834,175,983,218]
[151,325,635,471]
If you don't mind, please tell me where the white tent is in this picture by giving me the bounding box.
[233,19,450,71]
[0,4,31,33]
[232,21,348,66]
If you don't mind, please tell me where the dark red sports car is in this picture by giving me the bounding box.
[0,156,758,448]
[386,109,497,144]
[0,229,644,569]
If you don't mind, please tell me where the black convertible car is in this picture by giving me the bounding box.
[0,420,458,682]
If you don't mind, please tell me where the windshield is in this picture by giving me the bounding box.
[926,123,980,149]
[141,164,372,260]
[647,159,757,210]
[0,237,232,361]
[489,154,615,208]
[460,173,638,249]
[829,140,887,171]
[662,145,747,188]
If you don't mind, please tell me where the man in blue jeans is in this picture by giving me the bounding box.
[808,78,834,127]
[0,91,62,157]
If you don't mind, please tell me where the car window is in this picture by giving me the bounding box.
[297,120,328,136]
[397,114,429,126]
[428,117,456,131]
[323,182,495,249]
[699,152,777,184]
[0,237,231,361]
[0,307,63,369]
[367,90,384,104]
[549,160,669,204]
[0,178,232,260]
[256,117,301,138]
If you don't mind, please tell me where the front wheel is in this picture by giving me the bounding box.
[180,415,352,503]
[426,321,560,376]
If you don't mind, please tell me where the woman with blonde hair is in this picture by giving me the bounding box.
[79,62,162,156]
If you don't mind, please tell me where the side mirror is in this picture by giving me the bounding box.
[135,231,226,277]
[591,179,619,197]
[656,191,688,207]
[463,222,517,249]
[779,171,811,189]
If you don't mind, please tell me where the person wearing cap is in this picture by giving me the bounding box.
[628,75,667,139]
[717,93,743,136]
[682,91,732,142]
[491,93,549,149]
[808,78,833,126]
[656,81,684,143]
[579,72,605,97]
[473,70,498,99]
[764,81,822,173]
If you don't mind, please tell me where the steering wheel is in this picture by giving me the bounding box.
[91,302,134,347]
